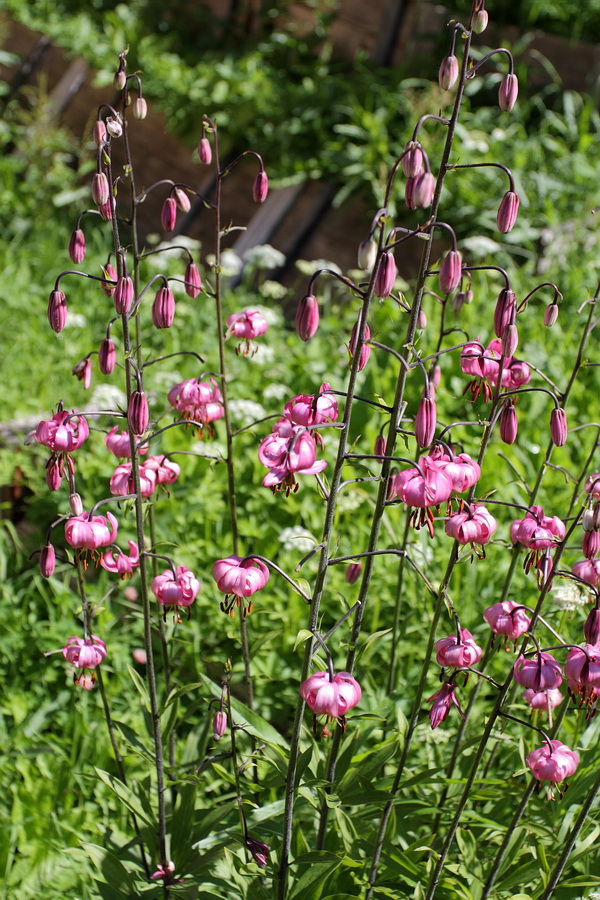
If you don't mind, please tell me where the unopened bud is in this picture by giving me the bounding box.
[114,69,126,91]
[345,562,362,584]
[72,357,92,390]
[114,276,134,315]
[375,251,397,298]
[499,73,519,112]
[439,55,459,91]
[132,647,147,664]
[417,309,427,330]
[174,187,191,212]
[92,172,110,206]
[48,289,67,333]
[152,286,176,329]
[494,288,516,338]
[593,501,600,531]
[550,407,567,447]
[99,338,116,374]
[133,97,147,119]
[349,316,371,371]
[500,402,518,444]
[184,261,202,298]
[501,323,519,357]
[98,201,112,221]
[213,710,227,741]
[198,136,212,165]
[69,493,83,516]
[497,190,520,234]
[374,434,386,458]
[93,119,107,145]
[357,239,377,270]
[544,304,559,327]
[439,250,462,294]
[101,263,118,296]
[413,171,435,208]
[415,397,436,448]
[161,196,177,232]
[583,509,596,532]
[432,365,442,390]
[583,530,600,560]
[584,608,600,646]
[46,459,62,491]
[402,141,424,178]
[106,115,123,138]
[252,170,269,204]
[453,291,466,312]
[68,228,86,264]
[295,294,319,341]
[128,390,149,436]
[473,8,488,33]
[40,543,56,578]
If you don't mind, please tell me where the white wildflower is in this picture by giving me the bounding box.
[227,398,268,426]
[88,384,127,412]
[279,526,318,553]
[295,258,342,276]
[242,244,286,269]
[262,280,289,300]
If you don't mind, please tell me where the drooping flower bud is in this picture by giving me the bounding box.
[497,190,520,233]
[40,543,56,578]
[583,530,600,560]
[374,434,386,458]
[213,710,227,741]
[542,303,559,328]
[98,201,112,221]
[439,250,462,294]
[128,390,149,435]
[252,170,269,204]
[500,402,518,444]
[133,97,147,119]
[114,69,126,91]
[93,119,107,145]
[415,397,436,448]
[114,276,134,316]
[357,239,377,270]
[375,251,397,298]
[182,261,201,298]
[174,187,191,212]
[106,115,123,138]
[72,357,92,390]
[438,55,459,90]
[69,492,84,516]
[92,172,110,206]
[501,323,519,357]
[152,285,175,329]
[402,141,424,178]
[161,197,177,232]
[413,171,435,208]
[48,289,67,333]
[473,8,488,33]
[345,562,362,584]
[101,263,118,296]
[583,509,596,532]
[99,338,116,374]
[68,228,86,264]
[499,73,519,112]
[349,316,371,371]
[417,309,427,330]
[550,408,567,446]
[198,136,212,165]
[46,459,62,491]
[295,294,319,341]
[494,288,516,338]
[584,608,600,646]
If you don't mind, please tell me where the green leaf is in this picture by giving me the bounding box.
[289,851,344,900]
[94,768,156,828]
[294,629,314,651]
[197,674,288,747]
[80,843,137,896]
[127,664,151,711]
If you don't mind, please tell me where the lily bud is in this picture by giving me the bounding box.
[198,137,212,165]
[174,187,191,212]
[114,276,134,315]
[500,402,518,444]
[473,8,488,33]
[497,190,520,233]
[184,261,202,298]
[544,304,559,327]
[584,607,600,646]
[98,201,112,221]
[48,289,67,333]
[374,434,386,458]
[252,170,269,204]
[93,119,107,145]
[499,73,519,112]
[213,710,227,741]
[99,338,116,374]
[128,390,149,436]
[133,97,147,119]
[402,141,424,178]
[583,530,600,560]
[40,543,56,578]
[415,397,436,448]
[152,286,175,329]
[101,263,118,296]
[413,171,435,208]
[583,509,596,532]
[114,69,126,90]
[68,228,86,264]
[501,323,519,357]
[295,294,319,341]
[92,172,110,206]
[106,115,123,138]
[439,55,459,91]
[161,196,177,232]
[357,238,377,270]
[375,251,397,298]
[494,288,516,338]
[550,408,567,447]
[69,493,83,516]
[439,249,462,294]
[417,309,427,330]
[345,562,362,584]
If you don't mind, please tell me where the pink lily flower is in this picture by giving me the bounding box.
[526,740,578,793]
[212,555,270,617]
[62,634,107,669]
[167,377,224,427]
[105,425,148,458]
[435,628,483,669]
[35,408,89,452]
[426,682,465,729]
[445,504,497,547]
[65,511,118,550]
[258,423,326,494]
[151,566,200,610]
[283,383,338,428]
[513,652,562,691]
[100,540,140,576]
[300,670,362,736]
[483,600,531,641]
